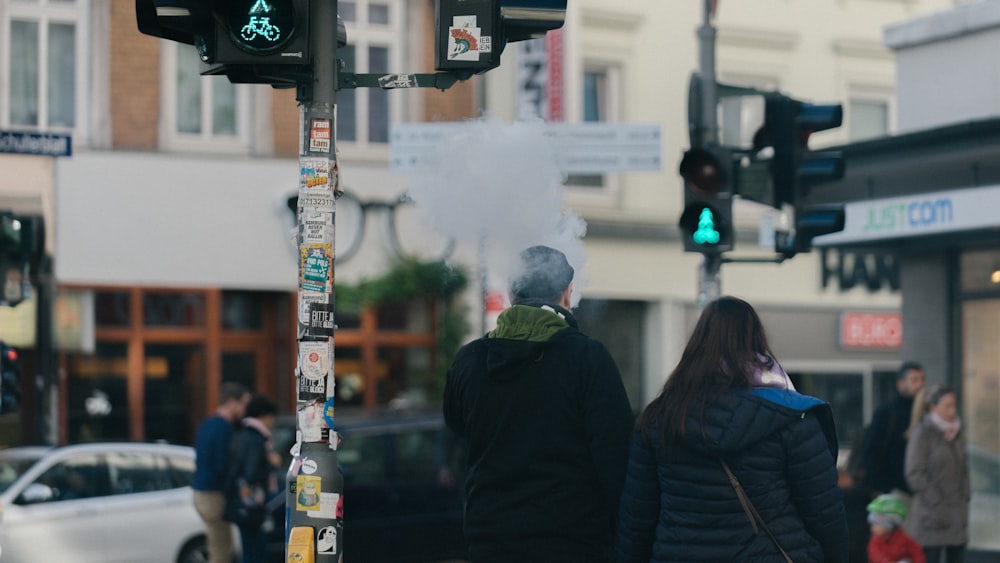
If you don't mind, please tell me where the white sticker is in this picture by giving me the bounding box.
[307,492,340,519]
[298,402,324,442]
[301,458,318,475]
[299,341,328,381]
[317,526,337,554]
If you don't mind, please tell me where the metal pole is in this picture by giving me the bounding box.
[286,0,345,560]
[697,0,721,307]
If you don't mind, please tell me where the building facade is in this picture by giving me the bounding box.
[1,1,984,521]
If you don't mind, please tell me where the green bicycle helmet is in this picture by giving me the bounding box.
[866,493,907,519]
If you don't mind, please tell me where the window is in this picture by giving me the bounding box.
[2,0,87,134]
[337,0,404,146]
[33,454,105,502]
[848,98,889,141]
[107,451,175,495]
[161,43,252,152]
[716,74,777,151]
[565,64,620,189]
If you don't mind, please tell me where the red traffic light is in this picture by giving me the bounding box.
[679,147,729,196]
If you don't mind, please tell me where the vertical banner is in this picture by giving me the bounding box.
[517,29,565,122]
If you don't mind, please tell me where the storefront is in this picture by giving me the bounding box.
[812,118,1000,554]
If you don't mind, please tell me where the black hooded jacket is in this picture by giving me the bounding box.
[616,388,849,563]
[444,302,635,563]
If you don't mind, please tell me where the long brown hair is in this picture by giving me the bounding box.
[637,296,778,443]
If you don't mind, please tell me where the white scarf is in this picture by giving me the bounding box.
[929,411,961,441]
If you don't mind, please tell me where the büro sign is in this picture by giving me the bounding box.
[839,311,902,350]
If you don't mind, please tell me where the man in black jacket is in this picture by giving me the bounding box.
[444,245,634,563]
[861,361,926,497]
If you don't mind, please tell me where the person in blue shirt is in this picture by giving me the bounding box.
[193,382,251,563]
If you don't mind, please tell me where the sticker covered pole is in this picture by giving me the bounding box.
[286,0,345,561]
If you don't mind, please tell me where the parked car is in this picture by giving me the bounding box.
[0,442,216,563]
[269,408,467,563]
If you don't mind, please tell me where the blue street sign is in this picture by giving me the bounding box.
[0,130,72,157]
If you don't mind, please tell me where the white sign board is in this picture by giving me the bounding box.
[390,122,662,174]
[814,184,1000,246]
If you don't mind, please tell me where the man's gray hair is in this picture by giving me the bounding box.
[510,245,574,304]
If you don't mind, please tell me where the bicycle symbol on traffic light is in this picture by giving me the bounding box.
[241,16,281,42]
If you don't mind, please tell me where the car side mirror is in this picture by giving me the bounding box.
[17,483,55,505]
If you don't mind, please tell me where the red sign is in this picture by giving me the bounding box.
[839,312,902,350]
[546,29,564,122]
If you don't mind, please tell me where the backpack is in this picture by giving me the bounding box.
[223,428,269,528]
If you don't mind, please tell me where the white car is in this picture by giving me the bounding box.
[0,442,224,563]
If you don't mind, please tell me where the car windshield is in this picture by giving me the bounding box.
[0,452,43,493]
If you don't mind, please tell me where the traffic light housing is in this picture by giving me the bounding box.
[0,342,20,414]
[762,94,845,209]
[0,212,42,307]
[435,0,567,74]
[136,0,315,85]
[775,205,845,257]
[678,146,734,254]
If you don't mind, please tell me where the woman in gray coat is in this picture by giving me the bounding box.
[904,384,969,563]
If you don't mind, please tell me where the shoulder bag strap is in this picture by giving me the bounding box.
[720,458,794,563]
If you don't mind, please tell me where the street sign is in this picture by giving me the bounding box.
[390,122,661,174]
[0,130,72,157]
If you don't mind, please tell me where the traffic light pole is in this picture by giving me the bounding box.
[696,0,721,307]
[285,0,345,560]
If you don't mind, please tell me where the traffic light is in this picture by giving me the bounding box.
[135,0,316,85]
[678,146,734,254]
[435,0,567,74]
[761,94,845,209]
[775,205,846,257]
[0,212,42,307]
[0,342,20,414]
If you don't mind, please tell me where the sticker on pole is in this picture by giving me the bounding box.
[317,524,340,556]
[300,244,332,293]
[296,475,322,510]
[309,119,332,154]
[449,16,490,61]
[298,341,329,381]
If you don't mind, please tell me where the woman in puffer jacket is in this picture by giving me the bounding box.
[615,296,848,562]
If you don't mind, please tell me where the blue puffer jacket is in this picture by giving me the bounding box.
[616,388,848,563]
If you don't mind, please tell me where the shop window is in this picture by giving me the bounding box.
[67,342,130,443]
[143,293,205,327]
[95,291,130,328]
[222,291,263,330]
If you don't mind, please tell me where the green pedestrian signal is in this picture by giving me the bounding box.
[693,208,720,245]
[678,146,733,254]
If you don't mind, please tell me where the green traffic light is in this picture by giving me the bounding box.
[227,0,296,54]
[692,207,720,245]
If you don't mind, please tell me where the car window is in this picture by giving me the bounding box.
[167,452,195,488]
[339,434,389,486]
[107,451,174,494]
[0,454,42,494]
[394,428,439,481]
[32,454,105,502]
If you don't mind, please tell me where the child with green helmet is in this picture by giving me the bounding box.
[867,493,925,563]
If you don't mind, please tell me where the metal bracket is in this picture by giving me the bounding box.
[338,72,467,91]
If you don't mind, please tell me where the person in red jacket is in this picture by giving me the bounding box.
[867,494,925,563]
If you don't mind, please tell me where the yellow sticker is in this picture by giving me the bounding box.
[296,475,322,511]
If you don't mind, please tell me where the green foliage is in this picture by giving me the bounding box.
[335,258,468,312]
[335,258,470,402]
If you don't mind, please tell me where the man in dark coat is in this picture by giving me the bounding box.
[861,362,926,495]
[444,245,634,563]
